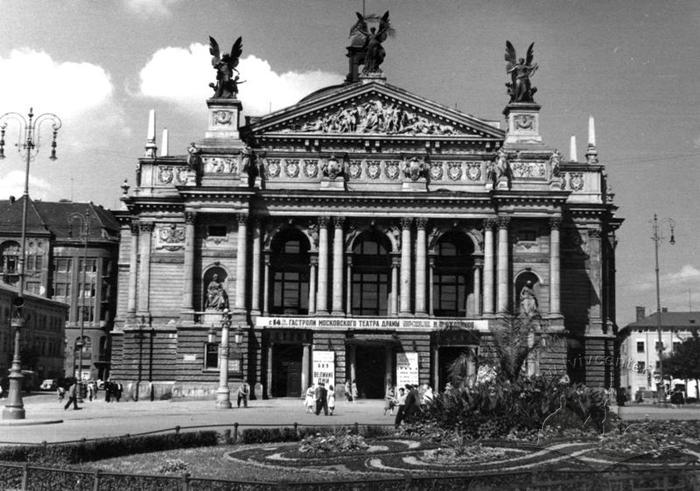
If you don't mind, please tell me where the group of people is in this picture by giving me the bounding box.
[304,382,336,416]
[384,383,435,428]
[344,379,359,402]
[58,378,123,408]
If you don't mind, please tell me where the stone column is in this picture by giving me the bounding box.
[496,217,510,314]
[266,344,273,399]
[308,255,318,315]
[483,218,496,315]
[262,255,271,315]
[127,220,139,316]
[332,217,345,315]
[549,217,562,315]
[316,217,330,314]
[234,214,248,312]
[399,218,413,315]
[182,213,196,313]
[390,256,400,316]
[301,343,310,394]
[473,262,482,316]
[345,256,353,315]
[428,256,436,316]
[415,218,428,316]
[250,220,262,315]
[137,222,153,315]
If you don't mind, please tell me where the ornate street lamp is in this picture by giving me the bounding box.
[652,214,675,405]
[216,309,233,409]
[0,108,61,420]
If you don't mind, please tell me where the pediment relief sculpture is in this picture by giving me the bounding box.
[295,99,460,136]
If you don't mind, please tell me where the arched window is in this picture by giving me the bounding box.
[271,229,310,314]
[433,232,473,317]
[351,231,391,316]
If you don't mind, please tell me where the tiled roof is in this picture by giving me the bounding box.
[624,311,700,330]
[0,196,49,234]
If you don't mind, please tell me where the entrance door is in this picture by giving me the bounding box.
[439,347,474,391]
[272,344,302,397]
[355,345,386,399]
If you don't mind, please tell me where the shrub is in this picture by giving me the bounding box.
[157,458,188,474]
[298,429,369,456]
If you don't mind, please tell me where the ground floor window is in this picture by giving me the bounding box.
[204,343,219,370]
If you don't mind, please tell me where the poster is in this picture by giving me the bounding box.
[396,352,419,388]
[312,350,335,388]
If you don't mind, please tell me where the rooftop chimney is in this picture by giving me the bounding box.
[636,306,645,322]
[661,307,668,313]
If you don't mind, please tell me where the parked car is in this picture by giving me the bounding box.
[40,379,57,391]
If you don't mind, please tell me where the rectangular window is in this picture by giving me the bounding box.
[655,341,664,352]
[79,258,97,273]
[204,343,219,370]
[55,258,72,272]
[636,361,646,374]
[26,282,41,295]
[54,282,71,297]
[636,341,645,353]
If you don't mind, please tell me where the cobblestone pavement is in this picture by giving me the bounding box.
[0,394,698,445]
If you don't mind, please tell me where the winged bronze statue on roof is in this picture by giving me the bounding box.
[209,36,243,99]
[505,41,538,103]
[349,11,393,74]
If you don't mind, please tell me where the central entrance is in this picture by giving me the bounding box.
[272,344,302,397]
[355,345,386,399]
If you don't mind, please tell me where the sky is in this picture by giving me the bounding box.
[0,0,698,325]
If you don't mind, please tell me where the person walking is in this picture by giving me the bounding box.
[64,380,80,411]
[344,380,353,403]
[115,382,123,402]
[305,384,316,413]
[384,385,397,416]
[315,382,329,416]
[404,384,421,424]
[328,385,336,416]
[236,382,250,408]
[352,379,359,401]
[394,387,407,428]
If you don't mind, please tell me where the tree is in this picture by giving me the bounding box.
[661,331,700,398]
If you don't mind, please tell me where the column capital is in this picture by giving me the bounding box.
[139,221,154,232]
[497,216,511,229]
[484,217,499,230]
[318,216,330,228]
[237,213,249,225]
[549,216,562,230]
[333,216,345,228]
[400,217,413,229]
[310,255,319,267]
[416,217,428,230]
[264,254,272,266]
[473,258,484,267]
[391,255,401,267]
[185,211,197,224]
[130,219,140,234]
[346,255,353,267]
[428,255,436,267]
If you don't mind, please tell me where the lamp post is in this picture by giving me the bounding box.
[69,211,90,401]
[0,108,61,420]
[215,309,234,409]
[652,214,675,405]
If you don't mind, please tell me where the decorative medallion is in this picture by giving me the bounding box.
[303,159,319,178]
[385,160,400,180]
[569,172,584,191]
[155,224,186,251]
[284,159,300,178]
[513,114,535,130]
[366,160,381,179]
[158,166,173,184]
[175,166,189,184]
[429,162,443,181]
[213,110,233,125]
[447,162,463,181]
[511,162,546,179]
[466,163,481,181]
[348,160,362,179]
[402,156,427,181]
[266,158,281,178]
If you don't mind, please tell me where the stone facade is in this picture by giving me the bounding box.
[111,67,620,399]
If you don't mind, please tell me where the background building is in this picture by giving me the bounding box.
[111,20,621,399]
[0,198,120,381]
[619,307,700,400]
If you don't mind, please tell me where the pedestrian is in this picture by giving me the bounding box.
[87,381,95,401]
[64,380,80,410]
[305,384,316,413]
[404,384,421,423]
[115,382,123,402]
[328,385,336,415]
[104,380,112,402]
[57,386,65,401]
[236,382,250,408]
[384,385,396,415]
[315,382,329,416]
[394,387,407,428]
[345,380,353,402]
[352,379,359,401]
[422,384,434,406]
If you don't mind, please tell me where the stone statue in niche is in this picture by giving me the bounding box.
[519,280,538,317]
[505,41,538,103]
[209,36,243,99]
[205,274,229,311]
[350,11,392,74]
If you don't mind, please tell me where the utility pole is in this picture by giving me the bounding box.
[652,213,675,405]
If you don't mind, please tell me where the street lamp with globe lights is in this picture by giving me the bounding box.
[0,108,61,420]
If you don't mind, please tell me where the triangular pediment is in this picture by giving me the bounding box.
[246,81,504,140]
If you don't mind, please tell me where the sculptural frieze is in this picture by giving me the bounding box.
[284,159,300,178]
[155,224,186,251]
[511,161,546,179]
[202,156,239,175]
[569,172,584,191]
[320,155,345,179]
[209,36,243,99]
[466,163,482,181]
[265,158,281,178]
[429,162,444,181]
[347,160,362,179]
[402,156,428,181]
[350,11,392,74]
[447,162,463,181]
[158,166,174,184]
[366,160,381,179]
[297,99,458,135]
[505,41,538,103]
[384,160,400,180]
[303,159,319,178]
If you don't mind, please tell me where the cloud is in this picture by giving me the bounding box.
[124,0,180,17]
[631,264,700,292]
[626,264,700,313]
[0,170,51,201]
[137,43,344,116]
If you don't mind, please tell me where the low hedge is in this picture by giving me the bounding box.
[0,431,219,465]
[240,425,394,444]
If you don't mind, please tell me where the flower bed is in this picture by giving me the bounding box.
[298,431,369,456]
[420,444,508,464]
